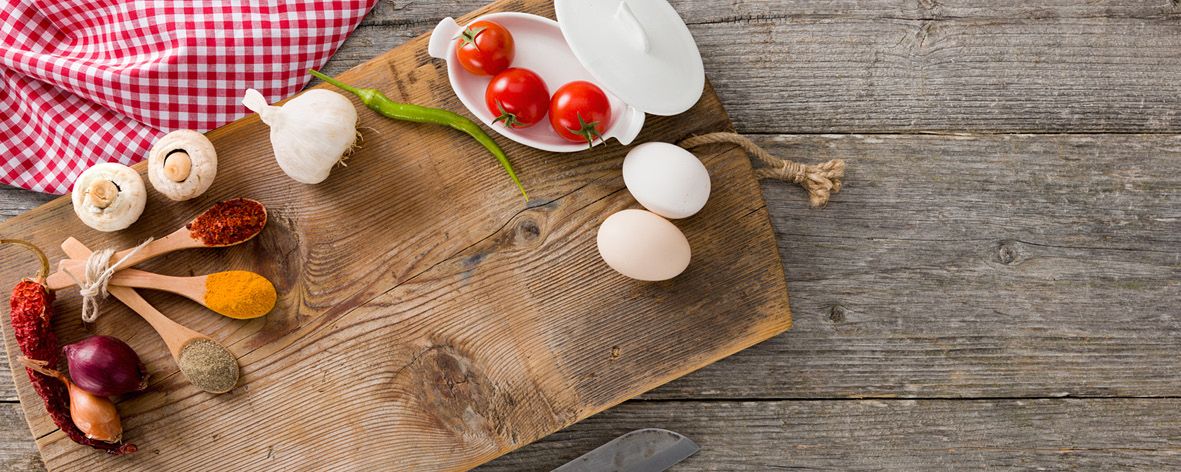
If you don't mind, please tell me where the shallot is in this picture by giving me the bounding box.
[21,357,123,443]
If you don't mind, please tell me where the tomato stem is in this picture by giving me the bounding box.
[565,113,603,150]
[491,100,523,128]
[458,26,486,51]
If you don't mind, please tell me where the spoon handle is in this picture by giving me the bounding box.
[57,259,208,306]
[46,227,198,290]
[61,237,206,359]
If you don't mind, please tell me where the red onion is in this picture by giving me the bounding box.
[62,336,148,396]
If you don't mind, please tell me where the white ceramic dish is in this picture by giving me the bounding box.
[428,13,645,153]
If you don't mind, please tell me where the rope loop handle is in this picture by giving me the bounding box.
[61,238,153,323]
[679,132,845,207]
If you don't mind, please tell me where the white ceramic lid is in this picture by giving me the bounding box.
[554,0,705,116]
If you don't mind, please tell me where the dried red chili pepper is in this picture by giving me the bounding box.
[4,239,135,455]
[186,198,267,246]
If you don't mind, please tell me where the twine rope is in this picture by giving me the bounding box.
[679,132,846,207]
[63,238,152,323]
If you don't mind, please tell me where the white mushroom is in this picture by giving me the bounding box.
[147,130,218,201]
[71,163,147,232]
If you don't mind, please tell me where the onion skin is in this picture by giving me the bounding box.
[66,380,122,443]
[63,336,148,397]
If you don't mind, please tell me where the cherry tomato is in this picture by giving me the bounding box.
[485,68,550,129]
[455,21,514,76]
[549,81,612,147]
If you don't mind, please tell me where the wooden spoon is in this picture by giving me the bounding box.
[60,238,209,359]
[56,260,276,319]
[61,237,240,393]
[47,198,267,290]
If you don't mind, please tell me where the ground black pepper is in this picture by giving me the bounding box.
[178,338,239,394]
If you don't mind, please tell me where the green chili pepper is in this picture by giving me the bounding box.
[308,69,527,201]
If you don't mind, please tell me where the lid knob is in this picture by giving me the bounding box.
[615,2,651,53]
[555,0,705,116]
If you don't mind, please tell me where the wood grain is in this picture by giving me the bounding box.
[2,397,1178,472]
[6,133,1173,402]
[328,3,1181,134]
[359,0,1181,25]
[0,0,789,470]
[2,0,1181,471]
[646,133,1181,399]
[479,398,1181,471]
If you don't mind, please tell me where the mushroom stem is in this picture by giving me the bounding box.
[163,151,192,182]
[86,180,118,209]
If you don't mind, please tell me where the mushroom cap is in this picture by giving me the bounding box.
[147,129,218,201]
[71,163,147,232]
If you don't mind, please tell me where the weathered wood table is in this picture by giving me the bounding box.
[1,1,1178,470]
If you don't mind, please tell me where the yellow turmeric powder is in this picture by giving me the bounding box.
[203,271,276,319]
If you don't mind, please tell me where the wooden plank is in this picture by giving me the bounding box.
[694,18,1181,133]
[0,403,43,472]
[478,398,1181,471]
[2,397,1178,472]
[360,0,1181,25]
[643,133,1181,399]
[0,188,54,220]
[0,1,789,470]
[333,13,1181,133]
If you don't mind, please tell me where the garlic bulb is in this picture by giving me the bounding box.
[242,88,358,184]
[147,129,218,201]
[71,162,147,232]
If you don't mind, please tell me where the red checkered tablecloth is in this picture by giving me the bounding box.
[0,0,377,194]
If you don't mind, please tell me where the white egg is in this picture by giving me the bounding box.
[622,142,711,219]
[596,209,691,281]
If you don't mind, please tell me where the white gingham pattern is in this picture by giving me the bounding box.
[0,0,376,194]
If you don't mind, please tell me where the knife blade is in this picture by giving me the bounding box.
[551,428,700,472]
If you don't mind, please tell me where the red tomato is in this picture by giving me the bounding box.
[485,68,550,129]
[549,81,612,147]
[455,21,514,76]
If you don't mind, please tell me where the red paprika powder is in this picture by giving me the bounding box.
[186,198,267,246]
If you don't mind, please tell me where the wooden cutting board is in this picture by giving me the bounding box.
[0,0,791,470]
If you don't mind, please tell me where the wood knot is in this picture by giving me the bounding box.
[245,210,302,349]
[995,240,1021,265]
[402,344,513,444]
[516,218,541,241]
[829,304,848,323]
[463,252,486,269]
[252,211,301,293]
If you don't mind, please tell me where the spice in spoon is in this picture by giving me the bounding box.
[307,69,528,201]
[3,239,135,454]
[204,271,276,319]
[187,198,268,246]
[177,338,240,394]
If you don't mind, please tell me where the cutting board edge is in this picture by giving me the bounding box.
[462,307,793,471]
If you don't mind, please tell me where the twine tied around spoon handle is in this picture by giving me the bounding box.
[61,237,153,323]
[678,132,846,208]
